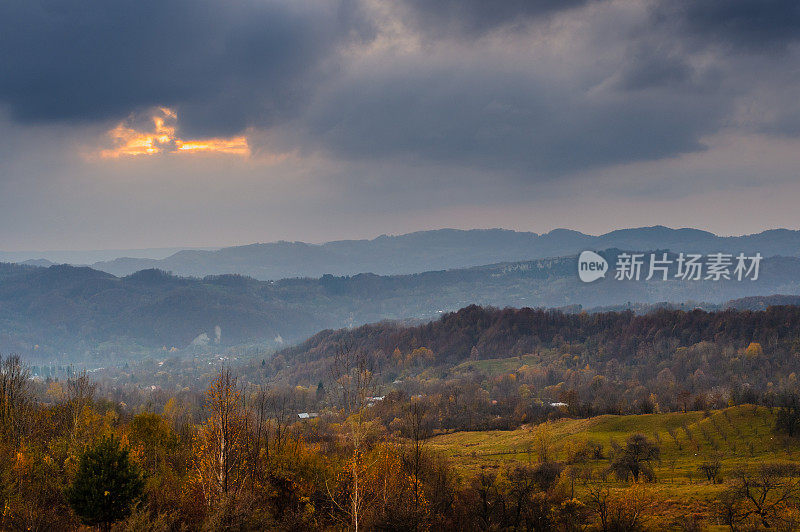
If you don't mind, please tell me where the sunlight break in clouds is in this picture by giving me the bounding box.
[98,107,249,158]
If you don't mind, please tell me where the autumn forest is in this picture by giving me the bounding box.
[3,305,800,530]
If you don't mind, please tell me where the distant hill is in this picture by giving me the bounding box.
[0,246,217,266]
[90,227,800,280]
[724,294,800,311]
[20,258,54,268]
[3,249,800,360]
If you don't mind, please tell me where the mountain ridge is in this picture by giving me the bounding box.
[90,226,800,280]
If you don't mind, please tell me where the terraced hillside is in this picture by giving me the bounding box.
[428,406,799,527]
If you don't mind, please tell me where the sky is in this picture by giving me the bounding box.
[1,0,799,251]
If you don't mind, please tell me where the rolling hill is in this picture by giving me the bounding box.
[2,248,800,360]
[90,226,800,280]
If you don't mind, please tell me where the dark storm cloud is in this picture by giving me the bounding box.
[607,0,800,142]
[303,61,723,175]
[613,45,698,92]
[299,0,800,174]
[654,0,800,53]
[0,0,370,137]
[1,0,799,178]
[614,0,800,96]
[397,0,597,38]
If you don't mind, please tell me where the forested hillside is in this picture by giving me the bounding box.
[282,304,800,365]
[269,305,800,422]
[3,251,800,360]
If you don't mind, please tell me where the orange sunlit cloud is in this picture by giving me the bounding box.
[98,107,249,158]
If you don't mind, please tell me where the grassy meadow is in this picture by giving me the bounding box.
[427,405,799,528]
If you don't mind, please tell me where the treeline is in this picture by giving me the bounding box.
[259,305,800,430]
[282,304,800,366]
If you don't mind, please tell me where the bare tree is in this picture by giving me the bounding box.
[586,483,611,532]
[0,354,31,446]
[65,370,97,443]
[401,398,432,515]
[609,434,660,482]
[719,465,800,529]
[327,344,376,532]
[698,457,722,483]
[249,387,296,483]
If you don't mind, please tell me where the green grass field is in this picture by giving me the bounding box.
[447,353,546,376]
[427,406,800,527]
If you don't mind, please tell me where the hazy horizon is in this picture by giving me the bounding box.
[2,224,800,258]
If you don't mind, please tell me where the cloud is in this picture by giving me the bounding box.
[653,0,800,53]
[395,0,598,38]
[1,0,799,180]
[608,0,800,140]
[302,56,722,175]
[612,44,697,92]
[0,0,369,137]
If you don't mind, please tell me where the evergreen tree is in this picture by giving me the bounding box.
[66,435,144,531]
[316,381,326,401]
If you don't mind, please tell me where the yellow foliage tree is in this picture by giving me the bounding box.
[745,342,764,359]
[192,370,250,506]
